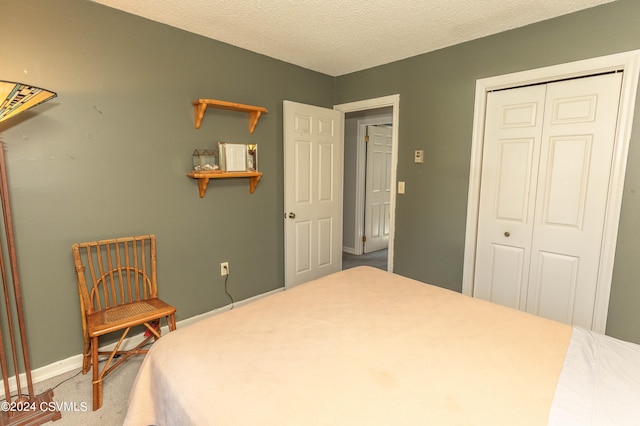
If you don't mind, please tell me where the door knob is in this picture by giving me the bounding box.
[288,213,296,219]
[504,231,510,237]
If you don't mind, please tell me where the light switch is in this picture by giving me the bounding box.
[398,181,405,194]
[414,150,424,164]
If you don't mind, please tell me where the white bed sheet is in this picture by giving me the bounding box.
[549,326,640,426]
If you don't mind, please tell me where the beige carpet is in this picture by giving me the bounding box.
[35,357,143,425]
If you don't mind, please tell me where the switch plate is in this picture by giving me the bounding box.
[414,150,424,163]
[398,181,405,194]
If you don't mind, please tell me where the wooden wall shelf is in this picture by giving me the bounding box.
[192,99,268,133]
[187,171,263,198]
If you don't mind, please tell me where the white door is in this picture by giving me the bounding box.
[364,124,392,253]
[473,73,623,329]
[473,84,546,310]
[284,101,344,289]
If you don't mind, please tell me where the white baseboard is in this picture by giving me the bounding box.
[342,246,356,255]
[0,287,283,399]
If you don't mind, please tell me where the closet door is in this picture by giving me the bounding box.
[473,85,546,310]
[474,72,623,329]
[526,73,622,327]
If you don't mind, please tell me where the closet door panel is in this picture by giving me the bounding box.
[526,72,623,328]
[542,135,592,229]
[485,244,526,309]
[531,251,579,324]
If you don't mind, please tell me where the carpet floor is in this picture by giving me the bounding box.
[342,248,388,271]
[34,357,143,425]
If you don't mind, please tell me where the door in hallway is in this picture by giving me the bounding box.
[364,124,392,253]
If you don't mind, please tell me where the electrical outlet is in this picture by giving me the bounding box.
[220,262,229,276]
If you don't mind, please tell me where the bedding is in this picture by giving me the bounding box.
[549,326,640,425]
[124,266,639,425]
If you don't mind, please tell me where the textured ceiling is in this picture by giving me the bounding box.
[90,0,614,76]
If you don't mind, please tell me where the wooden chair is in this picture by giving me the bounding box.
[72,234,176,410]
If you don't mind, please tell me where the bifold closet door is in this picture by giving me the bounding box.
[473,84,546,311]
[473,72,623,329]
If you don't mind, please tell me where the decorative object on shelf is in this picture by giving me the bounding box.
[218,142,249,172]
[192,99,268,133]
[247,144,258,172]
[192,149,219,171]
[0,80,60,425]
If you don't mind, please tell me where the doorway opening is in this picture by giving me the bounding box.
[334,95,400,272]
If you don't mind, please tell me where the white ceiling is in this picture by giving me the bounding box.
[90,0,614,76]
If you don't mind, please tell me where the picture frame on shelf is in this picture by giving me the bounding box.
[218,142,248,172]
[247,144,258,171]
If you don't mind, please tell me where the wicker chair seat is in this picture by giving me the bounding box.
[88,298,175,337]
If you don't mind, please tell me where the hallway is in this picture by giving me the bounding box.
[342,249,388,271]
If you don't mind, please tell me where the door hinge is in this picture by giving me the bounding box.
[364,135,369,143]
[362,235,367,242]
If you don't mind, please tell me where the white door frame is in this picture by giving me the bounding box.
[335,95,400,272]
[462,50,640,333]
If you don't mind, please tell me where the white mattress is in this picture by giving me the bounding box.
[125,266,573,425]
[549,326,640,425]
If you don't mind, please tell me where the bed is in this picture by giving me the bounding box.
[124,266,640,425]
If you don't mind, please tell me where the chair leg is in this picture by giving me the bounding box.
[151,320,161,341]
[91,336,102,411]
[168,313,177,332]
[82,335,91,374]
[87,315,175,411]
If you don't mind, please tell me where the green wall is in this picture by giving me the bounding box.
[1,0,334,368]
[334,0,640,343]
[3,0,640,370]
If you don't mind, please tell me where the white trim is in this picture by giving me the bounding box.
[0,287,283,399]
[462,50,640,334]
[334,95,400,272]
[354,120,367,255]
[342,246,357,255]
